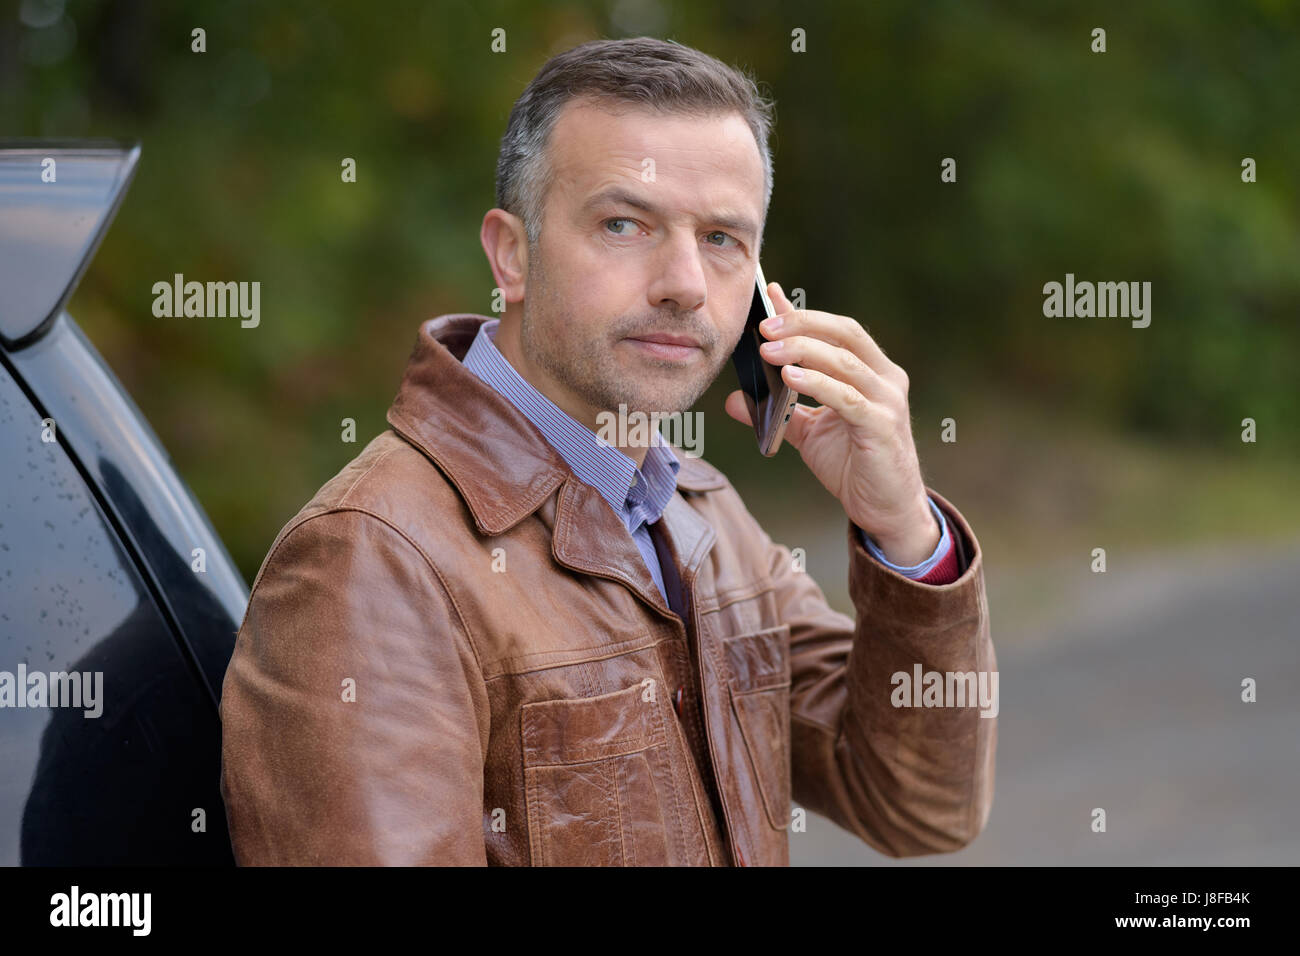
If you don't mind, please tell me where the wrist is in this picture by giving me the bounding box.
[869,499,940,566]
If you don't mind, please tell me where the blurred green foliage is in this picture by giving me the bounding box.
[3,0,1296,582]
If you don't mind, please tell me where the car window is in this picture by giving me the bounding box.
[0,359,233,864]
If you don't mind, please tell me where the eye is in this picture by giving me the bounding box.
[705,230,741,250]
[604,217,639,236]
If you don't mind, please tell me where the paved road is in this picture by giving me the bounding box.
[788,535,1300,865]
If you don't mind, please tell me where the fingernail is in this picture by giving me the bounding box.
[761,315,783,332]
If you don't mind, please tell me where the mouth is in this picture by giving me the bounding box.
[624,332,703,362]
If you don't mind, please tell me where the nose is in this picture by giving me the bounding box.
[645,232,708,315]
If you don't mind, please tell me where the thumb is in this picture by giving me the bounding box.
[779,402,815,451]
[723,389,753,425]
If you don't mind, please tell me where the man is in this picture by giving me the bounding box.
[219,36,996,866]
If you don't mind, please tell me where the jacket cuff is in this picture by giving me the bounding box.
[846,487,983,631]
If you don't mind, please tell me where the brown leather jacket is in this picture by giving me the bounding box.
[219,313,997,866]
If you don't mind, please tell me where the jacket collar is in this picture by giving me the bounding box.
[386,314,727,618]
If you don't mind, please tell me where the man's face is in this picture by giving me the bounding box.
[506,98,765,429]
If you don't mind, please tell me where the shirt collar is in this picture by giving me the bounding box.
[461,318,680,527]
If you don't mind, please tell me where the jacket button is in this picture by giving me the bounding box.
[672,685,684,717]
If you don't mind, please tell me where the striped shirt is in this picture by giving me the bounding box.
[463,319,680,604]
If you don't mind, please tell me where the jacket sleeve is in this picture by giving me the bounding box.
[219,507,491,865]
[766,487,997,857]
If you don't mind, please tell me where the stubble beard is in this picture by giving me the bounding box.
[519,243,725,420]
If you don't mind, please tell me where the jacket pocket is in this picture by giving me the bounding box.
[520,679,673,866]
[724,624,793,832]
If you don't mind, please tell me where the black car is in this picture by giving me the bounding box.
[0,141,247,865]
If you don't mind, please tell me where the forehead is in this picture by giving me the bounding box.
[545,98,764,219]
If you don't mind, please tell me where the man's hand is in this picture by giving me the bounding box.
[724,281,940,566]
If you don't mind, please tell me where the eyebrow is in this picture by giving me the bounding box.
[582,186,759,241]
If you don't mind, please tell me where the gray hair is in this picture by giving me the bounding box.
[494,36,776,248]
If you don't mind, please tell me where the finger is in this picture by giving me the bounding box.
[763,304,899,383]
[760,333,896,404]
[780,364,894,438]
[767,280,792,316]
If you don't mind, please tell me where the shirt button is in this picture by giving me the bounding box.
[672,685,685,717]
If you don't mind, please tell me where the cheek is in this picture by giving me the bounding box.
[725,316,748,351]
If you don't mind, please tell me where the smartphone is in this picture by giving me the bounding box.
[731,262,801,456]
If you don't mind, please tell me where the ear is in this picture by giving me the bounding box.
[481,209,529,305]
